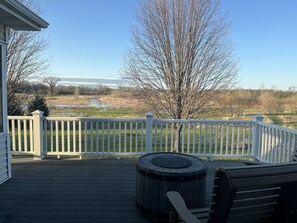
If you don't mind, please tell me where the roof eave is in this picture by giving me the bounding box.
[0,0,49,31]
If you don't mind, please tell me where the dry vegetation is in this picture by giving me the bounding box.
[21,86,297,129]
[46,95,98,106]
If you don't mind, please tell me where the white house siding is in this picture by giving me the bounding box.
[0,133,8,183]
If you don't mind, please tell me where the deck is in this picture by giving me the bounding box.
[0,158,246,223]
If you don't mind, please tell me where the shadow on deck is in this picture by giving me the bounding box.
[0,158,246,223]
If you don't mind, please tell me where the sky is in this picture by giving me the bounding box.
[38,0,297,90]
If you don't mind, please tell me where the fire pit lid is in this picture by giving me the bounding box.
[151,155,192,169]
[136,152,207,179]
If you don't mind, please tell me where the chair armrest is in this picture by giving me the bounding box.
[167,191,200,223]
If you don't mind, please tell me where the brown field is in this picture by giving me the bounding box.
[45,95,143,108]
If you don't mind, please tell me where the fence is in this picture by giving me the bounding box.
[8,111,297,163]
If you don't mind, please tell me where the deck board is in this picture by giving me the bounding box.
[0,158,246,223]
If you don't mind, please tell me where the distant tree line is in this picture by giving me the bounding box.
[214,87,297,116]
[14,82,113,96]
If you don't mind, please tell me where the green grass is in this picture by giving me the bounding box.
[50,107,140,118]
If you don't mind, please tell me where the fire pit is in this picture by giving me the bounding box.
[136,152,207,218]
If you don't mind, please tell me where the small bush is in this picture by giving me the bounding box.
[27,95,49,116]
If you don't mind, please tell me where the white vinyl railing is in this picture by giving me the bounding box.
[152,119,254,158]
[256,122,297,163]
[44,117,146,156]
[8,116,34,154]
[8,111,297,163]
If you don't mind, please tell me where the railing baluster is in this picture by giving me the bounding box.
[209,124,213,156]
[159,123,163,152]
[68,121,71,152]
[272,128,275,162]
[102,122,105,153]
[275,130,279,163]
[84,121,87,152]
[61,121,65,153]
[237,125,240,155]
[113,122,116,153]
[187,124,190,154]
[203,123,207,154]
[248,124,252,154]
[124,122,127,153]
[119,122,122,153]
[279,130,283,162]
[226,124,230,155]
[283,132,289,161]
[130,122,132,153]
[287,133,292,161]
[182,123,185,154]
[43,119,47,153]
[193,123,196,154]
[199,123,202,154]
[17,120,22,151]
[24,120,27,152]
[165,123,168,152]
[170,123,174,152]
[108,121,111,154]
[73,121,76,153]
[96,122,99,154]
[56,121,59,152]
[29,119,33,152]
[50,121,53,152]
[154,122,157,152]
[231,124,235,155]
[79,121,82,153]
[11,120,16,151]
[215,124,218,155]
[90,121,93,154]
[135,122,138,153]
[242,124,246,155]
[269,127,272,162]
[220,124,224,155]
[141,122,144,153]
[290,133,297,159]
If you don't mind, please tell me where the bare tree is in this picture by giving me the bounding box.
[6,0,49,115]
[260,87,283,114]
[123,0,238,120]
[43,76,61,96]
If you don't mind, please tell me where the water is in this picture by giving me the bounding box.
[52,98,110,109]
[88,99,109,108]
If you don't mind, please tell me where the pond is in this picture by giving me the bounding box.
[88,98,110,108]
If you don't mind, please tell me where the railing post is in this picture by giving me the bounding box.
[32,110,44,160]
[252,114,264,160]
[145,112,153,154]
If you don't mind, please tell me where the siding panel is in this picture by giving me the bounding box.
[0,134,8,184]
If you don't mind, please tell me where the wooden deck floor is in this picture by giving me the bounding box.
[0,157,246,223]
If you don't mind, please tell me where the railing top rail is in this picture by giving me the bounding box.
[153,118,254,125]
[44,117,146,123]
[8,116,33,120]
[258,122,297,135]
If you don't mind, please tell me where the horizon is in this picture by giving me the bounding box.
[57,77,294,92]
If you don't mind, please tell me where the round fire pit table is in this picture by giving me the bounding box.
[136,152,207,218]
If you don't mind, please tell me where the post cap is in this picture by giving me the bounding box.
[253,114,264,122]
[145,112,153,118]
[31,110,44,116]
